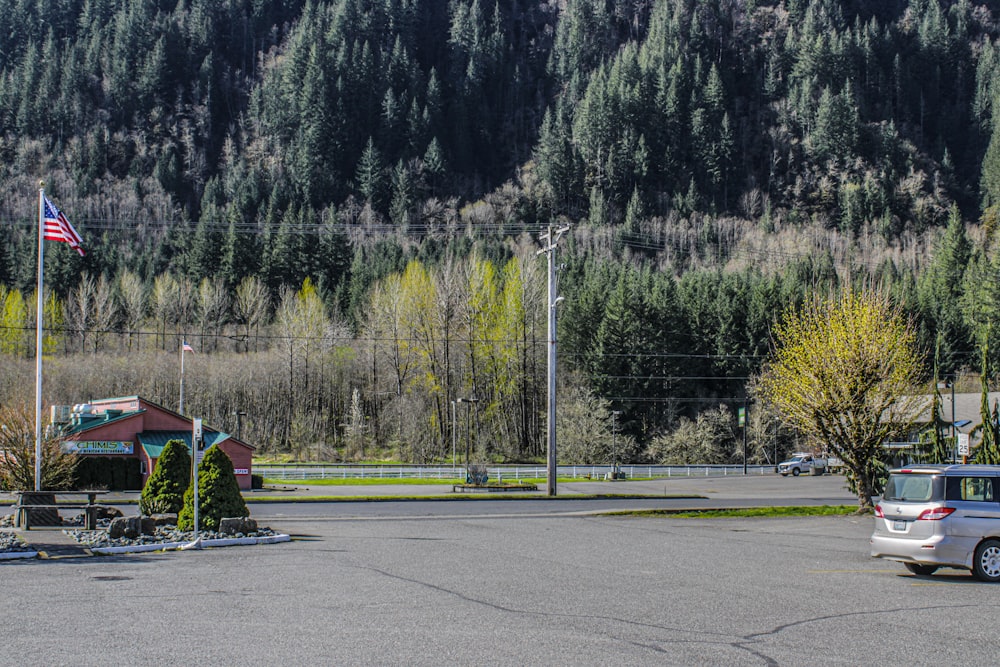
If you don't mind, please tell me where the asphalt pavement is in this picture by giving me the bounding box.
[5,503,998,665]
[248,471,857,503]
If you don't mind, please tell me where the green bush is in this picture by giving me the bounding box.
[75,457,144,491]
[140,439,191,514]
[251,474,264,489]
[177,446,249,531]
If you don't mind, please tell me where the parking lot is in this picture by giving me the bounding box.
[3,506,999,665]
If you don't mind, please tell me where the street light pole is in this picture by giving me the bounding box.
[457,397,478,475]
[451,400,456,472]
[951,379,956,464]
[538,223,569,497]
[234,410,247,441]
[611,411,622,478]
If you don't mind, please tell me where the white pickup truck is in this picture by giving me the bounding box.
[778,453,826,476]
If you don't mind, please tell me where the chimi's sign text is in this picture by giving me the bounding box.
[65,441,134,455]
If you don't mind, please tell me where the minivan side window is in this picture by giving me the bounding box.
[945,477,997,502]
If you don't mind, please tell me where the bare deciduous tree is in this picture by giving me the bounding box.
[234,276,270,352]
[92,275,117,353]
[196,276,230,352]
[117,270,146,352]
[0,404,79,491]
[151,273,178,350]
[65,275,95,353]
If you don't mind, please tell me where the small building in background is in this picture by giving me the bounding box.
[53,396,253,490]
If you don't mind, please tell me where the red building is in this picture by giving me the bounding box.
[55,396,254,490]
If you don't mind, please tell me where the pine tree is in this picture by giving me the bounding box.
[929,347,951,464]
[982,93,1000,213]
[139,439,191,515]
[356,136,386,209]
[978,340,1000,465]
[177,445,249,531]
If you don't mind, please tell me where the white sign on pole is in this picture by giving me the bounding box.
[192,418,202,533]
[958,433,970,457]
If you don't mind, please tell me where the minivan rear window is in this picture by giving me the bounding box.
[883,474,942,502]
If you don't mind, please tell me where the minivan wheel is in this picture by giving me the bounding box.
[791,468,800,476]
[973,539,1000,582]
[904,563,938,576]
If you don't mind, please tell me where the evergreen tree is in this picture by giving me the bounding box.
[924,205,973,371]
[139,439,191,515]
[978,340,1000,465]
[356,136,387,209]
[929,347,951,464]
[177,445,249,531]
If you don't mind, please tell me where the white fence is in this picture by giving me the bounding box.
[254,464,777,481]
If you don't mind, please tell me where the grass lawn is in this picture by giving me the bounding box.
[262,476,585,486]
[608,505,858,518]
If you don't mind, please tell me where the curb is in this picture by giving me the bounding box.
[90,533,291,555]
[1,533,291,559]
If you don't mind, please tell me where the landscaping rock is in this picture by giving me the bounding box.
[149,513,178,526]
[65,524,280,550]
[108,516,143,539]
[95,506,123,521]
[219,517,257,535]
[107,517,127,538]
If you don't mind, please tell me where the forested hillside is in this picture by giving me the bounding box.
[2,0,1000,463]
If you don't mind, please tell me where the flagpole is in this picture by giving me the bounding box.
[179,341,185,416]
[35,182,45,492]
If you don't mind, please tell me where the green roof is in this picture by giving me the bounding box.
[60,408,145,435]
[138,430,230,459]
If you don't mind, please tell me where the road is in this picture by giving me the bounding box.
[3,475,998,665]
[246,473,859,519]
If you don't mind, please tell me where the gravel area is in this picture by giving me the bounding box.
[0,529,30,552]
[65,523,280,549]
[2,510,278,552]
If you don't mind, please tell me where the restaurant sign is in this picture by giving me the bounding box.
[64,440,134,455]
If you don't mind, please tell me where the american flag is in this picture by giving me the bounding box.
[43,196,85,256]
[183,341,194,352]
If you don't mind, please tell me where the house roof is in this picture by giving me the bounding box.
[138,430,231,459]
[933,392,1000,433]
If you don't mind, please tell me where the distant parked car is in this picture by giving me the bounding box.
[778,453,826,476]
[871,464,1000,581]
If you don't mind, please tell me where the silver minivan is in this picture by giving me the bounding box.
[871,464,1000,581]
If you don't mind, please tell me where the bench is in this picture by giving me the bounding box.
[452,483,538,493]
[14,491,109,530]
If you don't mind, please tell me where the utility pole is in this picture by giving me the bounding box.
[950,378,956,464]
[457,397,478,474]
[741,400,748,475]
[611,410,622,479]
[538,223,570,497]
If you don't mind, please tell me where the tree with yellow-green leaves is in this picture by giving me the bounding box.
[757,289,926,512]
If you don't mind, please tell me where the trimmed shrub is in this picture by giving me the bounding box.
[140,439,191,515]
[251,474,264,489]
[75,457,143,491]
[177,446,249,531]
